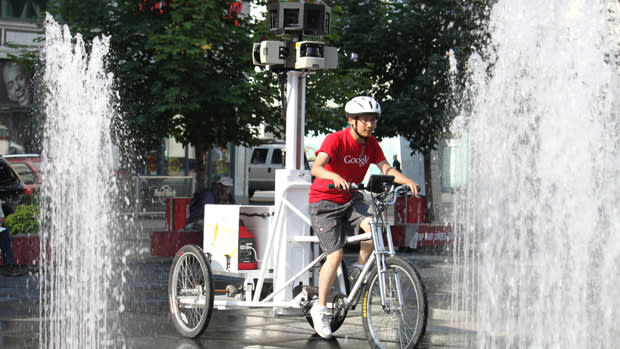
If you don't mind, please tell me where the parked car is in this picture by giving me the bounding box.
[0,157,31,215]
[3,154,43,195]
[248,143,316,198]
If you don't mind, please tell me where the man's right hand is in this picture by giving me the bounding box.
[332,175,349,191]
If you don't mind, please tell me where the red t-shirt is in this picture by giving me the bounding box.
[309,128,386,204]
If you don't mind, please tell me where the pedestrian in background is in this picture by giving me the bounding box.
[392,154,401,172]
[0,204,15,267]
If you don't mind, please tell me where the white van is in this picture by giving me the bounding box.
[248,143,316,198]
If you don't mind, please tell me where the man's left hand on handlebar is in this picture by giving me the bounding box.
[403,180,419,197]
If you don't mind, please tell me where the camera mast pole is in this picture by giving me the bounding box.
[252,1,336,312]
[272,68,311,315]
[284,70,306,171]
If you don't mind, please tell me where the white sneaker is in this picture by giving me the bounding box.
[310,303,332,339]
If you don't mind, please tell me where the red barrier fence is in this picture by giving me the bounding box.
[395,196,426,224]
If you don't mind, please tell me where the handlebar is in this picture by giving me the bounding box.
[327,183,364,191]
[327,180,413,206]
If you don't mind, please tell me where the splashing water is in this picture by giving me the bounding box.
[451,1,620,348]
[39,14,125,348]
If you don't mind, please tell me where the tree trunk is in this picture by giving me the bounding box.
[423,148,435,223]
[193,133,207,192]
[157,137,167,176]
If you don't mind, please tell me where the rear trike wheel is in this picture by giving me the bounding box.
[168,244,215,338]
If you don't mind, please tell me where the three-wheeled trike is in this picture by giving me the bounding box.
[167,173,428,348]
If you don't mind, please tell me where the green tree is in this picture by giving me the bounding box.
[46,0,279,190]
[337,0,491,221]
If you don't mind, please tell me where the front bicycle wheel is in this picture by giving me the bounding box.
[168,244,215,338]
[362,256,427,348]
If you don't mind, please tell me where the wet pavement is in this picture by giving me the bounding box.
[0,217,475,348]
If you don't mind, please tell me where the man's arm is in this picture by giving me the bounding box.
[311,152,350,191]
[377,160,419,196]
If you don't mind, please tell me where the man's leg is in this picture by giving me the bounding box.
[318,248,343,306]
[358,217,373,265]
[312,248,343,339]
[309,199,348,339]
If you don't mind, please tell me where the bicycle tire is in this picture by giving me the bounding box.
[305,261,350,333]
[168,244,215,338]
[362,256,427,348]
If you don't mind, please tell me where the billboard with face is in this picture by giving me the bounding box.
[0,60,35,154]
[0,61,33,107]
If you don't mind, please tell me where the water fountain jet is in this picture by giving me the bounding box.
[451,1,620,348]
[38,14,125,348]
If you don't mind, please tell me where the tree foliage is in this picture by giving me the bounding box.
[337,0,491,152]
[47,1,277,144]
[45,0,280,188]
[44,0,491,154]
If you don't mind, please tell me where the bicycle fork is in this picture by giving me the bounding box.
[370,220,405,312]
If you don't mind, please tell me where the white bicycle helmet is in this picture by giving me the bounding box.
[345,96,381,118]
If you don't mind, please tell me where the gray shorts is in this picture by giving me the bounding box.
[309,194,373,255]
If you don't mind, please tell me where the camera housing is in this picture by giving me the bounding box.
[267,2,331,36]
[323,46,338,70]
[294,41,338,71]
[259,41,288,66]
[295,41,324,70]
